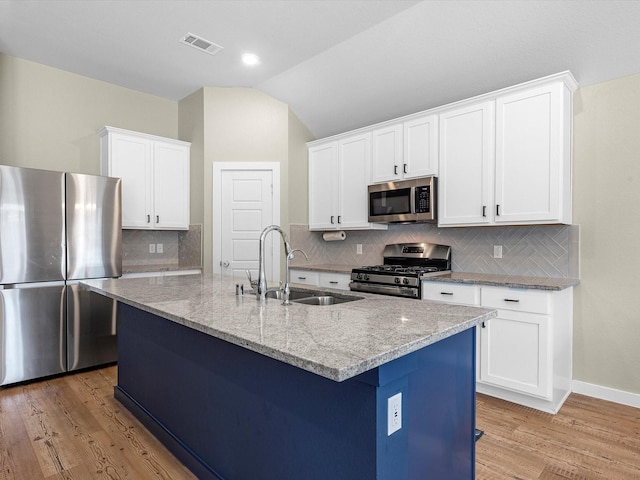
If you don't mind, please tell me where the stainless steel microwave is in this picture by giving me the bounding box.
[368,177,437,223]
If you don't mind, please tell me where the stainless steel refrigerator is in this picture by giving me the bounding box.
[0,165,122,386]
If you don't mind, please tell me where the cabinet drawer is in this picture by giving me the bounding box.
[481,286,550,314]
[422,282,480,305]
[289,269,319,286]
[318,272,351,291]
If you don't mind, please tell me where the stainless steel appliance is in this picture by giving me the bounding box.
[368,177,437,223]
[349,243,450,299]
[0,165,122,386]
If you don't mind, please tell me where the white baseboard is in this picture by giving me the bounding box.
[572,380,640,409]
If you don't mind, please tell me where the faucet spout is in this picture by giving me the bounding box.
[257,225,291,300]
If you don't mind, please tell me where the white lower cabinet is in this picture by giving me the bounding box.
[422,281,573,413]
[289,269,350,291]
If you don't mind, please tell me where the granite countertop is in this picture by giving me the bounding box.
[422,272,579,291]
[82,273,496,382]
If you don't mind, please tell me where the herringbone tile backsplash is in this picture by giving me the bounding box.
[289,223,579,278]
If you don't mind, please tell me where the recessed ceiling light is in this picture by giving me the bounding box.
[242,53,260,66]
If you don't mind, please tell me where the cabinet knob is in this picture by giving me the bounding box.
[221,260,230,268]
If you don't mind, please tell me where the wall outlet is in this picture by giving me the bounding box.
[157,243,164,254]
[493,245,503,259]
[387,392,402,436]
[356,244,363,255]
[149,243,156,254]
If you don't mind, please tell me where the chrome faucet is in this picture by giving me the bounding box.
[257,225,291,301]
[282,248,309,305]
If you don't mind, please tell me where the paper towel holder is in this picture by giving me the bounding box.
[322,231,346,242]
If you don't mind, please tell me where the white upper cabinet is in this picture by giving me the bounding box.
[371,113,438,183]
[438,101,495,226]
[308,132,386,231]
[494,82,572,224]
[100,126,190,230]
[309,71,576,230]
[437,72,576,227]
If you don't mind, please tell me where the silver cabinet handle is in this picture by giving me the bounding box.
[482,206,487,217]
[403,163,408,174]
[330,215,335,224]
[440,292,454,296]
[147,214,151,223]
[156,215,160,223]
[337,215,341,224]
[297,276,306,280]
[394,165,398,175]
[496,204,501,216]
[329,281,338,284]
[504,298,520,303]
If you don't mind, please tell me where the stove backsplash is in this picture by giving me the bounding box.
[289,223,579,279]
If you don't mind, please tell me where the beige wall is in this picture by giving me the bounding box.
[0,54,178,174]
[178,89,205,225]
[572,73,640,394]
[288,108,315,224]
[198,87,290,273]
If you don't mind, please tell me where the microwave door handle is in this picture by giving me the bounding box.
[410,186,416,215]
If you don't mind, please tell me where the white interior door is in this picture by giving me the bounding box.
[213,163,280,283]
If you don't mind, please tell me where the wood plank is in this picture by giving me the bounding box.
[2,367,640,479]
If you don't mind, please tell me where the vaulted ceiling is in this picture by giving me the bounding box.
[2,1,639,138]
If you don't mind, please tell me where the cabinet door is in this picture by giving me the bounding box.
[338,133,372,228]
[371,124,402,183]
[153,141,190,229]
[495,83,565,223]
[479,310,552,399]
[438,101,495,226]
[110,133,153,229]
[308,143,338,230]
[404,114,438,178]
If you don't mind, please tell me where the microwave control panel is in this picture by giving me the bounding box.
[414,186,431,213]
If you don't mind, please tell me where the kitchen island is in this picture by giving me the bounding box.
[83,274,496,480]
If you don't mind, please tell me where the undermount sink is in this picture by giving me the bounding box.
[264,288,364,306]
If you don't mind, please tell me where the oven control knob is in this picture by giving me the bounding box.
[394,277,400,284]
[357,273,363,280]
[365,275,370,281]
[403,278,410,285]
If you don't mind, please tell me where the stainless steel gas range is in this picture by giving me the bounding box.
[349,243,451,299]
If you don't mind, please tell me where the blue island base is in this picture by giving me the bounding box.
[115,303,476,480]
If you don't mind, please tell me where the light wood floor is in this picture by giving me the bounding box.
[1,366,639,479]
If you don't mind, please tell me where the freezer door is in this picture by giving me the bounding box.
[0,283,66,386]
[66,173,122,280]
[0,165,65,284]
[66,283,117,371]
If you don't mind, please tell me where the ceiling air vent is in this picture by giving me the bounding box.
[180,32,223,56]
